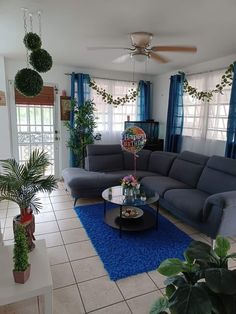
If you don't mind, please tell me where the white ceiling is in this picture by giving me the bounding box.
[1,0,236,75]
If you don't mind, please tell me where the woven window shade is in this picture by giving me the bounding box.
[15,86,54,105]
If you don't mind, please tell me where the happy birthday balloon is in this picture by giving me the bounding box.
[121,127,146,154]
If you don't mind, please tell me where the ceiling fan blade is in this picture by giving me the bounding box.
[112,54,131,63]
[151,46,197,53]
[149,51,169,63]
[87,47,131,51]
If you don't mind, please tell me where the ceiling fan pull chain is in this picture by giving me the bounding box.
[132,59,135,84]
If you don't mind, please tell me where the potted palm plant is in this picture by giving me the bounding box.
[0,149,57,250]
[13,224,31,284]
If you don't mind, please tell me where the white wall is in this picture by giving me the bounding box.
[4,58,153,175]
[0,56,11,159]
[152,53,236,140]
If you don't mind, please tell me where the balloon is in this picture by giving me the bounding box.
[121,127,146,154]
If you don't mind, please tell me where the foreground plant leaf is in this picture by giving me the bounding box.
[214,236,230,258]
[169,285,212,314]
[185,241,214,261]
[158,259,184,277]
[149,296,169,314]
[205,268,236,295]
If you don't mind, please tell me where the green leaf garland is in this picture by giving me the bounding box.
[89,79,139,107]
[180,63,234,102]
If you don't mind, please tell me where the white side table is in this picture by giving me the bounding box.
[0,239,53,314]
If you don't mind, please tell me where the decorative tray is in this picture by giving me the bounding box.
[121,206,143,219]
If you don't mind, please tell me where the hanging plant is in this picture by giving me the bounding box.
[89,79,139,107]
[23,32,42,51]
[15,68,43,97]
[180,63,234,102]
[29,49,53,72]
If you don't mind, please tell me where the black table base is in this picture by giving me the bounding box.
[104,204,159,237]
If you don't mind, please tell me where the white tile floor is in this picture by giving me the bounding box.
[0,181,236,314]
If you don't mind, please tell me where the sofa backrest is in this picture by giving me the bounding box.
[148,151,177,176]
[197,155,236,194]
[123,150,152,171]
[85,144,124,172]
[169,151,209,187]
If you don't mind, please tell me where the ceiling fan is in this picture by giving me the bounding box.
[87,32,197,63]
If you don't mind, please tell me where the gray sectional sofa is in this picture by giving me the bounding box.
[62,144,236,240]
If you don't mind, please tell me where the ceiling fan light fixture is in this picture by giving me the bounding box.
[131,52,149,63]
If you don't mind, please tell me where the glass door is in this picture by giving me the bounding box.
[10,82,59,177]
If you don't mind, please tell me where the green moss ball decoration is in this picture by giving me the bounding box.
[15,68,43,97]
[23,32,42,51]
[29,49,53,73]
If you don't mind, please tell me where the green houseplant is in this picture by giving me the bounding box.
[150,236,236,314]
[0,150,57,250]
[65,99,99,167]
[13,224,30,284]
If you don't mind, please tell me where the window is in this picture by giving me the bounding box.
[91,78,138,143]
[183,70,231,141]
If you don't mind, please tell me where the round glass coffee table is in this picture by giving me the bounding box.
[102,186,159,238]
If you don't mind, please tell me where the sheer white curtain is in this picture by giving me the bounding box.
[182,70,231,156]
[91,78,138,144]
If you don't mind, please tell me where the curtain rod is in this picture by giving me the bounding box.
[184,66,228,77]
[64,73,152,84]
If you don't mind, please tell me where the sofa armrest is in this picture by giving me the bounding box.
[202,191,236,221]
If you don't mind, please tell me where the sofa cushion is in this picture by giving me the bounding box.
[86,144,122,155]
[164,189,210,221]
[106,170,158,181]
[85,154,123,172]
[123,150,152,171]
[169,151,209,187]
[197,156,236,194]
[62,168,123,191]
[141,175,191,197]
[148,151,177,175]
[85,144,123,172]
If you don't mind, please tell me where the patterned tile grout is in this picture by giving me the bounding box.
[2,184,236,314]
[51,194,87,314]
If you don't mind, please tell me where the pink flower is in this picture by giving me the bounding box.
[121,175,138,188]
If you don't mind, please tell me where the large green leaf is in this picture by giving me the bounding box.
[166,284,176,298]
[196,282,225,314]
[221,294,236,314]
[205,268,236,295]
[158,259,184,277]
[214,236,230,258]
[169,285,212,314]
[164,275,187,288]
[149,297,169,314]
[185,241,213,261]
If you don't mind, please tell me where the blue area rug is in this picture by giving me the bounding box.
[74,203,192,281]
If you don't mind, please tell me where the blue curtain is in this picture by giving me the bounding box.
[165,74,184,153]
[70,73,91,166]
[225,63,236,159]
[138,80,151,121]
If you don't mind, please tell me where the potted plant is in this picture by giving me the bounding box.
[65,99,99,168]
[13,224,30,284]
[0,149,57,250]
[150,236,236,314]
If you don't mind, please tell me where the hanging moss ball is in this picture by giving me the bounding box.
[23,32,42,51]
[29,49,53,73]
[15,68,43,97]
